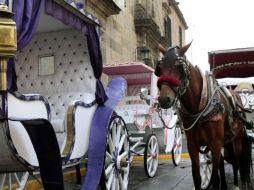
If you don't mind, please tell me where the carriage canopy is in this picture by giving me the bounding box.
[209,47,254,79]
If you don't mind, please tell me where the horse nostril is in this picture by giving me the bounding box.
[158,96,173,109]
[167,96,172,104]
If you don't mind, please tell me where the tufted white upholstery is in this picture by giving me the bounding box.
[14,29,97,156]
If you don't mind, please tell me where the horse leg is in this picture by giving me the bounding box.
[187,142,201,190]
[219,155,227,190]
[233,165,239,187]
[211,143,222,190]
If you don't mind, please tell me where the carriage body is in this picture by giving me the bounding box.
[0,1,130,189]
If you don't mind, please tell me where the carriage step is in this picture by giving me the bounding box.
[129,137,144,142]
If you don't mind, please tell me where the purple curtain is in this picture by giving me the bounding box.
[45,0,108,104]
[7,0,42,91]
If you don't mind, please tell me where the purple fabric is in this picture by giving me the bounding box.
[7,0,42,91]
[45,0,107,104]
[82,77,127,190]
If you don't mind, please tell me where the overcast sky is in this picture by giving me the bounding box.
[178,0,254,72]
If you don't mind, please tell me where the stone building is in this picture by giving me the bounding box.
[85,0,188,68]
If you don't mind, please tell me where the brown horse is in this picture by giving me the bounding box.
[156,43,253,190]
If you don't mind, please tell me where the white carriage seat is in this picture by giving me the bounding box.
[7,92,50,167]
[61,92,97,161]
[43,92,97,156]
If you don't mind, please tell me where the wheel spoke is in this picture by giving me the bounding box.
[106,151,113,161]
[106,170,114,189]
[105,163,114,176]
[148,159,153,173]
[116,121,122,146]
[119,151,128,159]
[147,156,152,163]
[112,175,116,190]
[14,173,21,185]
[152,141,158,153]
[108,134,114,155]
[112,122,117,149]
[0,174,6,189]
[118,172,125,189]
[8,173,11,189]
[118,134,127,153]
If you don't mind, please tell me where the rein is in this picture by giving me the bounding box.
[181,86,220,131]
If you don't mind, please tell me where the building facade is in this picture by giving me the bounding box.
[85,0,188,68]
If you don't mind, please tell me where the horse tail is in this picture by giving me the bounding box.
[239,130,253,188]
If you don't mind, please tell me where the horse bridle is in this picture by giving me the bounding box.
[157,46,190,109]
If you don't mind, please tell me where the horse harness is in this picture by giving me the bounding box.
[179,69,225,129]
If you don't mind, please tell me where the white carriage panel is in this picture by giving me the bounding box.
[8,121,39,167]
[69,93,97,160]
[7,93,49,167]
[8,93,48,119]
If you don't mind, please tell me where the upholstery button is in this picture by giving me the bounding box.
[80,60,83,63]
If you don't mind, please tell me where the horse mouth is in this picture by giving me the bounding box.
[158,95,174,109]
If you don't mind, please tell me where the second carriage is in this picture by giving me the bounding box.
[103,62,183,178]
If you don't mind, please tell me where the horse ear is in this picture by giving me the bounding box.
[158,44,166,55]
[178,41,192,56]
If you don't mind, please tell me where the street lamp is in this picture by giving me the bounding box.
[0,1,17,91]
[140,46,150,65]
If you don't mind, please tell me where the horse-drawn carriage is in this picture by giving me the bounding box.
[156,43,254,190]
[0,1,131,189]
[103,62,183,178]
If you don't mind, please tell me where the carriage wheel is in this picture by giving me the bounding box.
[101,115,130,190]
[200,151,212,190]
[171,125,182,166]
[0,172,29,190]
[144,134,159,178]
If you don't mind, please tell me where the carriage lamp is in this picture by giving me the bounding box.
[0,2,17,91]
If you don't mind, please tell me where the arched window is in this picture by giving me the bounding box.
[179,26,182,47]
[164,16,172,47]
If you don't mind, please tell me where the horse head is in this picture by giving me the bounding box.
[156,42,192,109]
